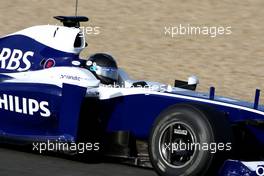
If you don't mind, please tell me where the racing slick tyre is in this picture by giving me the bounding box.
[149,104,233,176]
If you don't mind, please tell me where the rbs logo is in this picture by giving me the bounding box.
[0,48,33,71]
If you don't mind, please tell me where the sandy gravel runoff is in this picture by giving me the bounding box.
[0,0,264,103]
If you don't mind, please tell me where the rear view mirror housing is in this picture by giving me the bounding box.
[174,75,199,91]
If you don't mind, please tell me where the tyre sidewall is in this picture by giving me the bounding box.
[149,104,219,176]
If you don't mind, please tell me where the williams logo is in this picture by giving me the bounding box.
[0,48,33,71]
[0,94,51,117]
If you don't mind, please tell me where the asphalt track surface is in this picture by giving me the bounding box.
[0,147,157,176]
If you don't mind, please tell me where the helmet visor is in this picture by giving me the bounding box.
[95,66,118,81]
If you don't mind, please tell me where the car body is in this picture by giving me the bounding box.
[0,16,263,176]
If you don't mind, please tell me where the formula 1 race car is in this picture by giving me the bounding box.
[0,16,264,176]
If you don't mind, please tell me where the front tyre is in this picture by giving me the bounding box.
[149,104,233,176]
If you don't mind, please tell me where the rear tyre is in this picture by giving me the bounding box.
[149,104,233,176]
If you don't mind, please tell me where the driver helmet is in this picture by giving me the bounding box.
[86,53,118,85]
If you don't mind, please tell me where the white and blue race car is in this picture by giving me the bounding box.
[0,16,263,176]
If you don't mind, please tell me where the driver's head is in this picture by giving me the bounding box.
[86,53,118,85]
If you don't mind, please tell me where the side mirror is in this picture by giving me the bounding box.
[174,75,199,91]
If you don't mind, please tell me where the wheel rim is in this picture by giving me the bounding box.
[158,121,196,168]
